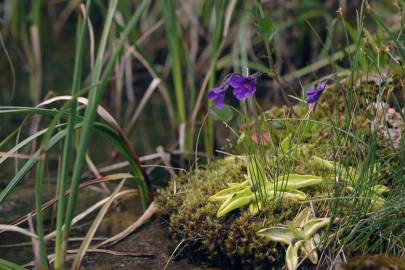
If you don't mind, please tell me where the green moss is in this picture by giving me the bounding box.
[157,157,306,268]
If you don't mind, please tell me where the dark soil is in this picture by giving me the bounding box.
[81,220,217,270]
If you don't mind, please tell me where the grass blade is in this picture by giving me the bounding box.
[161,0,189,152]
[0,258,28,270]
[61,0,119,256]
[54,0,93,267]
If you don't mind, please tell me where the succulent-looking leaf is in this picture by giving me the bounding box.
[257,208,331,270]
[256,227,295,245]
[283,190,308,201]
[287,222,306,239]
[216,187,252,217]
[370,195,386,211]
[302,218,330,239]
[211,173,324,217]
[227,180,249,188]
[310,156,334,170]
[310,156,355,181]
[249,200,263,216]
[286,240,304,270]
[217,195,252,217]
[273,174,324,191]
[293,207,312,227]
[208,183,248,202]
[372,184,389,194]
[217,193,235,213]
[280,133,292,153]
[301,238,318,264]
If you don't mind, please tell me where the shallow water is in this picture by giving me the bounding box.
[0,180,213,269]
[0,181,138,264]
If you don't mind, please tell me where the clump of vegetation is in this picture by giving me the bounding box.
[157,157,303,269]
[158,66,404,268]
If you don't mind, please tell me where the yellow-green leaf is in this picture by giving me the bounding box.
[300,238,318,264]
[257,227,295,245]
[286,240,304,270]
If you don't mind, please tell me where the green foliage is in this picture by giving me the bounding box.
[159,65,404,266]
[157,157,302,268]
[161,0,186,123]
[0,258,28,270]
[208,105,234,122]
[0,1,153,268]
[258,207,331,270]
[209,171,325,218]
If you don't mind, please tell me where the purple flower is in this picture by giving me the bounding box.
[306,81,327,112]
[208,72,262,109]
[208,85,228,109]
[228,74,257,101]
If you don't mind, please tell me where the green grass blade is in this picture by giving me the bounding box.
[160,0,193,154]
[62,0,119,253]
[0,258,28,270]
[96,0,153,208]
[54,0,93,267]
[0,128,68,205]
[31,84,93,269]
[62,0,153,249]
[204,1,225,160]
[0,121,138,207]
[0,127,48,166]
[93,124,150,208]
[161,0,185,124]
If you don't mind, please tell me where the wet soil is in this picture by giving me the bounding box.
[0,182,216,270]
[82,220,217,270]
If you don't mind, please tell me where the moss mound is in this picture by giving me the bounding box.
[157,158,324,269]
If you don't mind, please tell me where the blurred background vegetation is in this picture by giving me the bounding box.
[0,0,401,158]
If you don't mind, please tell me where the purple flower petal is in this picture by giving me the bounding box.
[306,81,327,112]
[307,81,327,95]
[208,90,217,100]
[232,87,247,101]
[207,72,261,108]
[233,85,256,101]
[228,74,257,101]
[228,75,248,88]
[213,92,226,109]
[208,88,227,109]
[306,92,319,104]
[211,85,227,94]
[246,83,256,96]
